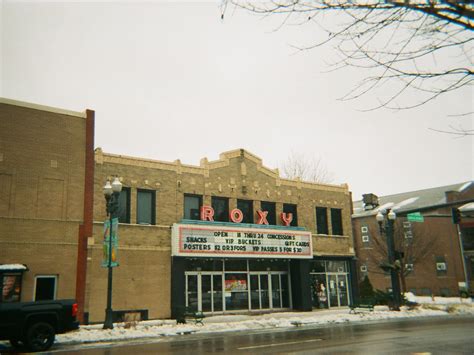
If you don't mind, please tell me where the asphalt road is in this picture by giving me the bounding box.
[4,316,474,354]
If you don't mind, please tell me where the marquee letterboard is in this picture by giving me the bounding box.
[172,223,313,259]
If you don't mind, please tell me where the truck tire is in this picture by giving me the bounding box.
[25,322,56,352]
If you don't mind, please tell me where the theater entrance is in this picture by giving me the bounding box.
[185,267,291,313]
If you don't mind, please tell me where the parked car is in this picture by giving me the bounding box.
[0,299,79,352]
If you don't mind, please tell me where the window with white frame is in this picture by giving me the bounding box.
[34,275,57,301]
[361,225,370,245]
[436,262,447,271]
[360,265,368,272]
[405,263,414,271]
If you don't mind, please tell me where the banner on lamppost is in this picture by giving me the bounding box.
[102,218,119,268]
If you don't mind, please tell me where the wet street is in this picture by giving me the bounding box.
[37,316,474,354]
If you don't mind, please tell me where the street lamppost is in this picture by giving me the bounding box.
[103,177,122,329]
[376,209,402,311]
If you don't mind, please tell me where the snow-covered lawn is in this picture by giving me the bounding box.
[2,295,472,347]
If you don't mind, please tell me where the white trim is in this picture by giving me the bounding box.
[436,262,447,271]
[33,275,58,301]
[361,226,369,233]
[362,235,369,243]
[405,263,414,271]
[360,265,368,272]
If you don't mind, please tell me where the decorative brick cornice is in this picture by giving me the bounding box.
[95,148,350,193]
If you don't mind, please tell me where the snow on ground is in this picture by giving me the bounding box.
[2,295,473,347]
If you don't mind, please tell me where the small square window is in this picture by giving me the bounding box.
[361,226,368,233]
[404,231,413,239]
[405,263,414,271]
[360,265,368,272]
[362,235,369,243]
[403,221,412,228]
[436,262,447,271]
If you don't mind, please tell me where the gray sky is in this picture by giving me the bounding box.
[1,1,472,200]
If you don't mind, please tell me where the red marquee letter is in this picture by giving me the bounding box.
[230,208,244,223]
[280,212,293,226]
[200,206,214,221]
[257,210,269,225]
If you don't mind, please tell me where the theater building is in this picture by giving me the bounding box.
[85,148,357,322]
[0,98,357,323]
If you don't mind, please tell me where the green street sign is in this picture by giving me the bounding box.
[407,212,424,222]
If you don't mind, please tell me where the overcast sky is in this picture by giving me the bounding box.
[1,1,472,200]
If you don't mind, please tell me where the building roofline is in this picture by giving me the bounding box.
[0,97,87,118]
[354,181,473,204]
[95,148,350,193]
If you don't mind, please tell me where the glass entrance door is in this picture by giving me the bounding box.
[249,272,288,310]
[327,273,349,307]
[186,272,223,313]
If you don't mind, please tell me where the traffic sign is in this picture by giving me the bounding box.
[407,212,424,222]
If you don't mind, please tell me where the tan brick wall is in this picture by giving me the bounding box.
[0,101,86,302]
[88,148,354,320]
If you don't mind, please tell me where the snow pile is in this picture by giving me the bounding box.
[52,295,473,346]
[1,295,472,347]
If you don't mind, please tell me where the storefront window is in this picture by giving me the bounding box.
[118,187,131,223]
[137,189,155,225]
[2,274,21,303]
[237,199,253,224]
[310,261,326,273]
[224,273,248,310]
[224,259,247,271]
[261,201,276,225]
[316,207,328,234]
[310,274,328,309]
[212,197,229,222]
[249,259,288,271]
[184,194,202,220]
[326,260,347,273]
[185,259,223,271]
[331,208,343,235]
[283,204,298,226]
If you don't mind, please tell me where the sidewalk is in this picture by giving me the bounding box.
[1,296,472,349]
[51,295,473,347]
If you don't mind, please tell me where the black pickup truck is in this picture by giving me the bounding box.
[0,299,79,352]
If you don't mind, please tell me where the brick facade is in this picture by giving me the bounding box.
[85,148,355,322]
[352,184,474,297]
[0,98,91,307]
[1,98,356,323]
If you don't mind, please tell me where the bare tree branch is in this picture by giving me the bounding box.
[222,1,473,117]
[280,151,335,183]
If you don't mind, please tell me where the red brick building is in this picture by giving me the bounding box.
[352,182,474,297]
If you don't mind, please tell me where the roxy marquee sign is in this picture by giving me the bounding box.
[172,224,313,259]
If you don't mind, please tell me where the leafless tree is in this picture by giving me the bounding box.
[280,151,335,183]
[223,1,473,118]
[365,220,438,293]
